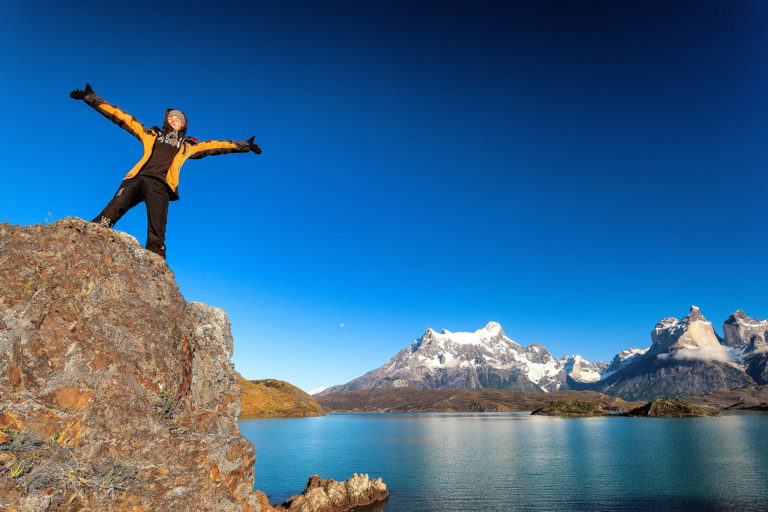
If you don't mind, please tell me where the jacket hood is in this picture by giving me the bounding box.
[162,108,188,136]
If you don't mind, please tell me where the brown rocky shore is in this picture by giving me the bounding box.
[316,387,644,413]
[0,218,388,511]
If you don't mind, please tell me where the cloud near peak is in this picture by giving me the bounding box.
[658,345,733,363]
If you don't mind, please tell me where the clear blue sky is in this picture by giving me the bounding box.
[2,1,766,393]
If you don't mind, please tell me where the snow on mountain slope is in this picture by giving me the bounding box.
[600,347,649,378]
[316,307,768,400]
[319,322,606,395]
[560,354,609,383]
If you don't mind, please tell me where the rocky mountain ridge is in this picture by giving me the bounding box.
[0,218,387,511]
[319,306,767,402]
[588,306,765,400]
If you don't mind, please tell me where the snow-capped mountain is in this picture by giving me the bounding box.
[316,306,768,401]
[318,322,607,395]
[589,306,767,401]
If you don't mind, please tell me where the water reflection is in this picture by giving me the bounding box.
[239,412,768,512]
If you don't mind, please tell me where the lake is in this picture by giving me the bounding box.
[239,412,768,511]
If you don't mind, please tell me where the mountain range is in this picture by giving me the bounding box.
[317,306,767,401]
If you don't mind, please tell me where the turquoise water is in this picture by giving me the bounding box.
[239,412,768,511]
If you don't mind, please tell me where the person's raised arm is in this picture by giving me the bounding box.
[186,136,262,159]
[69,83,151,142]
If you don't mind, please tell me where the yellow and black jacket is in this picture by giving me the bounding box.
[82,91,250,201]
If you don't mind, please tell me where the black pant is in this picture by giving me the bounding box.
[93,175,170,258]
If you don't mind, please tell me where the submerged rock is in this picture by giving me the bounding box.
[0,218,386,511]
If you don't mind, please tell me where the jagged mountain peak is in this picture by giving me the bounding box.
[726,309,750,323]
[651,306,720,353]
[682,305,708,323]
[416,321,509,350]
[655,306,710,333]
[723,309,768,348]
[482,321,504,333]
[724,309,765,326]
[655,316,680,331]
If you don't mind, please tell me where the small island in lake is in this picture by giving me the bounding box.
[531,398,721,417]
[625,399,721,417]
[531,400,610,416]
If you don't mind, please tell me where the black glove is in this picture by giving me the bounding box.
[70,83,93,100]
[247,136,262,155]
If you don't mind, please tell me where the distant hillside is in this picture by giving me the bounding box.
[315,387,644,413]
[238,374,325,418]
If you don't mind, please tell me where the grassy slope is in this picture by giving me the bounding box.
[237,373,325,419]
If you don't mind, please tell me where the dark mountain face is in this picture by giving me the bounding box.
[476,368,544,393]
[579,306,767,401]
[586,353,755,402]
[745,353,768,385]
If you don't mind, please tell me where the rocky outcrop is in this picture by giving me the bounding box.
[238,375,325,418]
[0,218,386,511]
[282,474,389,512]
[625,399,720,417]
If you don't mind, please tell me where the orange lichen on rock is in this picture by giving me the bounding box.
[0,218,386,512]
[44,386,92,410]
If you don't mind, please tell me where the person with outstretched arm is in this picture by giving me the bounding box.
[70,83,262,259]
